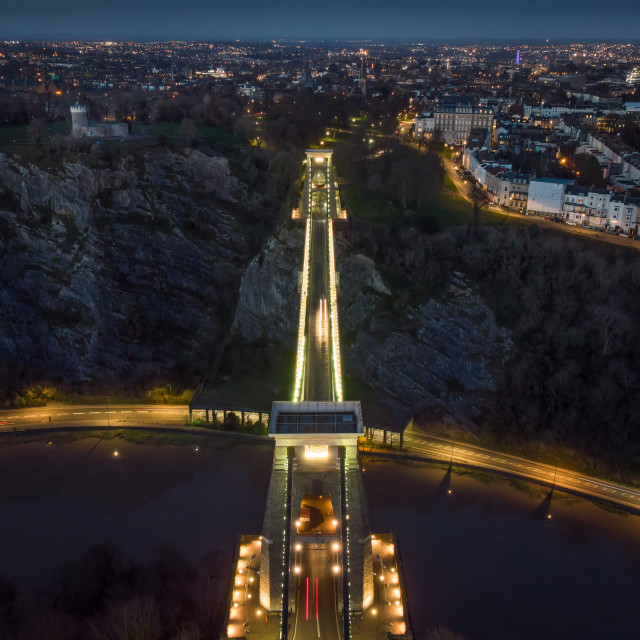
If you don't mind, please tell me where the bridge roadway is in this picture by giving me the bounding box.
[290,546,341,640]
[302,204,333,402]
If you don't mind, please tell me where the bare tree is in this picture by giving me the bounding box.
[179,118,198,145]
[422,626,468,640]
[90,596,161,640]
[468,182,488,238]
[28,118,47,147]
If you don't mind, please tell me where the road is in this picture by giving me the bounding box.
[290,546,341,640]
[4,405,639,511]
[0,404,190,432]
[441,155,640,250]
[374,428,640,512]
[303,203,333,402]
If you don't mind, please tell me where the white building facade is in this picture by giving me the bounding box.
[527,178,573,217]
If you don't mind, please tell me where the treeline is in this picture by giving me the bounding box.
[0,544,229,640]
[348,218,640,472]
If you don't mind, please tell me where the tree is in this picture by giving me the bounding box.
[422,626,468,640]
[27,118,46,147]
[468,182,488,238]
[575,154,605,188]
[179,118,198,145]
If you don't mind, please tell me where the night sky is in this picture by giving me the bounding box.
[1,0,639,40]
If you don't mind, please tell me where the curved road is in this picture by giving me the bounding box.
[369,428,640,512]
[441,155,640,250]
[3,405,639,511]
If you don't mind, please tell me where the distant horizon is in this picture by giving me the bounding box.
[2,36,640,46]
[2,0,640,43]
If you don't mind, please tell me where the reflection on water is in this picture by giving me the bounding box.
[0,438,273,586]
[2,440,640,639]
[362,458,640,640]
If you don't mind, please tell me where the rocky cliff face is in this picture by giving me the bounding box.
[0,149,270,394]
[232,223,512,425]
[1,146,512,422]
[233,224,304,345]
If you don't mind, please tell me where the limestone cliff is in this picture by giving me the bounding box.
[231,224,512,425]
[0,148,272,394]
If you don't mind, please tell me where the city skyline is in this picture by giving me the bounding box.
[2,0,640,41]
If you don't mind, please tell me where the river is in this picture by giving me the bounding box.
[362,456,640,640]
[1,438,638,639]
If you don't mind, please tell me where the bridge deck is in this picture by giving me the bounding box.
[303,208,333,401]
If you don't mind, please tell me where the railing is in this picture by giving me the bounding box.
[293,214,312,402]
[327,218,343,402]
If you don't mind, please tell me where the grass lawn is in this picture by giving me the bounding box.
[443,173,459,193]
[342,182,516,229]
[0,121,71,145]
[131,122,244,148]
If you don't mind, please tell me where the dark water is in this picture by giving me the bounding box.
[0,437,273,586]
[362,458,640,640]
[1,440,639,640]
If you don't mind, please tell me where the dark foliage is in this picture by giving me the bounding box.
[0,544,229,640]
[348,217,640,465]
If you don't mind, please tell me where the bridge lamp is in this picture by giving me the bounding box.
[294,566,301,574]
[371,609,377,616]
[295,520,301,528]
[295,543,302,551]
[332,565,340,574]
[332,543,340,552]
[332,519,338,527]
